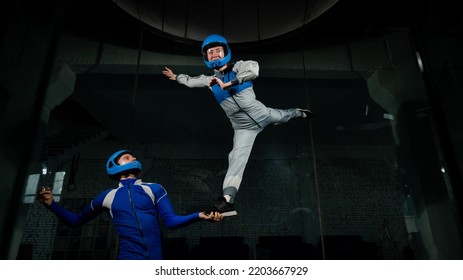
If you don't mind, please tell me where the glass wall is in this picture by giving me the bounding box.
[2,0,462,260]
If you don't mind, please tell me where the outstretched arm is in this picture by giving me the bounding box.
[37,187,102,228]
[154,186,222,229]
[162,66,212,88]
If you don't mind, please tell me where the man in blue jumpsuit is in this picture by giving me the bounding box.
[162,34,313,217]
[37,150,222,260]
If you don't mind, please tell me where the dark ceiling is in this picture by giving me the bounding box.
[110,0,342,45]
[60,0,403,53]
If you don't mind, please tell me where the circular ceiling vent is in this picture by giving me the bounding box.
[112,0,340,45]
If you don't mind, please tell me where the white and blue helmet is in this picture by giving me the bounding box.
[201,34,231,69]
[106,150,142,180]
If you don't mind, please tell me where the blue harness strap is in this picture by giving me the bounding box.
[211,68,252,103]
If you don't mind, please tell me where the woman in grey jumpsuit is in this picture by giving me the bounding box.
[162,34,313,216]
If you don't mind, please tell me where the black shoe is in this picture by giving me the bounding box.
[207,197,238,217]
[298,108,314,119]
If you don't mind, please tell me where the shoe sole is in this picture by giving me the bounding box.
[221,211,238,217]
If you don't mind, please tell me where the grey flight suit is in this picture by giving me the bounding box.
[176,60,304,203]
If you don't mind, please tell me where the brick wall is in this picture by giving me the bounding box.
[316,159,407,259]
[22,153,407,259]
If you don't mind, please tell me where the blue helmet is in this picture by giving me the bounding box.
[106,150,142,180]
[201,34,231,69]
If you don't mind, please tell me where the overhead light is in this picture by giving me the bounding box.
[416,51,424,72]
[41,163,47,175]
[383,113,394,120]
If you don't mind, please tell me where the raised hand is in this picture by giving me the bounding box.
[37,187,54,206]
[162,67,177,80]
